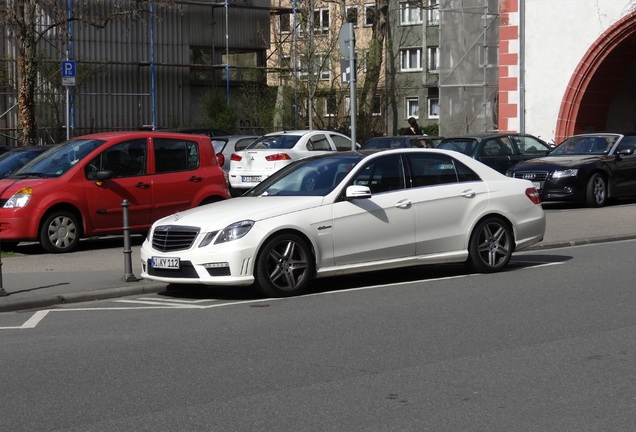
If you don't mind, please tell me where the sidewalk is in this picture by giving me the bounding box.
[1,203,635,312]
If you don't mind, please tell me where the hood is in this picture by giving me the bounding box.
[0,177,51,197]
[512,155,606,171]
[153,196,326,231]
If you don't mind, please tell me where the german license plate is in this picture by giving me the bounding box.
[242,176,261,182]
[532,181,543,191]
[151,257,180,269]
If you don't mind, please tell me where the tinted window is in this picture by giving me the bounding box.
[407,153,481,187]
[235,137,256,151]
[247,135,301,150]
[154,138,199,173]
[308,134,331,151]
[330,134,353,151]
[352,155,405,194]
[85,139,147,179]
[438,139,475,155]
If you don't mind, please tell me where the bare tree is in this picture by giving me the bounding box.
[0,0,174,146]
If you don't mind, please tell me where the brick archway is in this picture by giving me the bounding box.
[555,12,636,143]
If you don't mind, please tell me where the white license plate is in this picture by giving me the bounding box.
[151,257,180,269]
[242,176,262,182]
[532,181,543,191]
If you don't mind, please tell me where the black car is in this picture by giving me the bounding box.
[362,135,443,150]
[437,133,551,174]
[507,133,636,207]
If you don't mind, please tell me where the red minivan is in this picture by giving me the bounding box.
[0,131,231,253]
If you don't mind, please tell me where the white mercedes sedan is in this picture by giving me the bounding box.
[140,148,546,297]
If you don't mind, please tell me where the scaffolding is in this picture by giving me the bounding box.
[438,0,499,136]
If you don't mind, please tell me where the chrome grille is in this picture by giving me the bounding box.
[151,225,199,252]
[512,171,548,182]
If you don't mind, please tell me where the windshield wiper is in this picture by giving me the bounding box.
[14,172,49,178]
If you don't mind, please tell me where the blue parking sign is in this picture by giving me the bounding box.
[62,60,76,86]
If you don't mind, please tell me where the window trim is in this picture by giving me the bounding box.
[399,2,423,25]
[406,97,419,119]
[400,48,423,72]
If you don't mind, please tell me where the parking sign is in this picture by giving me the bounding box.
[62,60,76,86]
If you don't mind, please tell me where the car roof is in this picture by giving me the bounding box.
[74,131,212,140]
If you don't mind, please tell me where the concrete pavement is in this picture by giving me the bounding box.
[1,202,635,312]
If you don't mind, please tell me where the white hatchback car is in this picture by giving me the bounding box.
[141,148,546,298]
[228,130,354,192]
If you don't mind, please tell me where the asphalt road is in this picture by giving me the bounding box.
[1,240,635,431]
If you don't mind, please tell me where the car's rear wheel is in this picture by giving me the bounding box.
[255,233,315,297]
[585,173,607,207]
[40,211,81,253]
[467,217,513,272]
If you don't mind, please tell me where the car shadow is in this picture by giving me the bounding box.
[541,196,636,210]
[159,253,573,301]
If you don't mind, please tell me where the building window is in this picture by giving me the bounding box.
[279,13,291,33]
[372,94,382,116]
[281,55,292,76]
[323,93,337,117]
[427,46,439,72]
[400,48,422,71]
[315,54,331,80]
[346,5,358,26]
[427,0,440,25]
[364,4,376,27]
[400,2,422,25]
[314,8,330,35]
[406,97,419,118]
[428,97,440,119]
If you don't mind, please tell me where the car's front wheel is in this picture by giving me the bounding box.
[467,217,513,273]
[255,233,315,297]
[40,211,81,253]
[585,173,607,207]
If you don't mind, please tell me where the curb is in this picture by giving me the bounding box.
[0,283,167,313]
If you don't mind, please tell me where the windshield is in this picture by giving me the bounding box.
[551,135,617,156]
[13,139,105,178]
[0,147,52,178]
[245,153,365,197]
[246,134,301,150]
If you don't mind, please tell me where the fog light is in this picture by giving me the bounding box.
[564,187,573,193]
[203,262,230,277]
[203,262,229,269]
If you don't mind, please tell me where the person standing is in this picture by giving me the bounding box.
[407,117,421,135]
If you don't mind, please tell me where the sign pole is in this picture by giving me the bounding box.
[339,23,357,150]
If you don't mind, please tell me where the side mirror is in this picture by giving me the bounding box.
[95,170,114,181]
[345,185,371,200]
[616,148,634,157]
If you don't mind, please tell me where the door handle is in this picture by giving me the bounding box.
[189,176,203,182]
[460,190,476,198]
[135,182,150,189]
[395,199,412,209]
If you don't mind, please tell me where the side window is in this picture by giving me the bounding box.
[85,139,147,180]
[307,134,332,151]
[407,154,481,187]
[154,138,199,173]
[515,136,550,155]
[352,155,405,194]
[616,136,636,153]
[330,134,353,151]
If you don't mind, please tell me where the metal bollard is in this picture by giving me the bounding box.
[0,240,6,296]
[121,200,140,282]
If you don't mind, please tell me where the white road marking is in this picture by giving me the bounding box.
[0,261,565,330]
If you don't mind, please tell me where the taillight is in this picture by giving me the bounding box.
[216,153,225,167]
[525,187,541,204]
[265,153,292,161]
[231,153,242,161]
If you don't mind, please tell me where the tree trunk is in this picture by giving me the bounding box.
[16,0,38,147]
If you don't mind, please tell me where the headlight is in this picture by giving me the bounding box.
[551,169,578,179]
[3,187,33,208]
[214,220,255,245]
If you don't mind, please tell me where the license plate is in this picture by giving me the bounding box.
[532,181,543,191]
[242,176,262,182]
[151,257,180,269]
